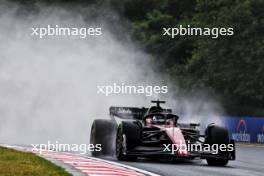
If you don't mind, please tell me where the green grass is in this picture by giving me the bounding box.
[0,146,72,176]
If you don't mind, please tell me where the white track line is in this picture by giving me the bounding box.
[87,155,161,176]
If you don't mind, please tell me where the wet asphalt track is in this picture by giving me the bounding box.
[104,146,264,176]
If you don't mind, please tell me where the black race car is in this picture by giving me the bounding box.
[90,100,235,166]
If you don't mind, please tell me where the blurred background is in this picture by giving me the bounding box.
[0,0,263,145]
[14,0,264,116]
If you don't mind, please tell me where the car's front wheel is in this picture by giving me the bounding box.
[205,125,230,166]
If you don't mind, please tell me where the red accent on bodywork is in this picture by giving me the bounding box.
[145,117,152,127]
[154,125,188,156]
[165,127,188,156]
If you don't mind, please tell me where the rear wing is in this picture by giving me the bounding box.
[110,107,147,120]
[109,106,172,120]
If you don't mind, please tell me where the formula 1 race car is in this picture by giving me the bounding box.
[90,100,235,166]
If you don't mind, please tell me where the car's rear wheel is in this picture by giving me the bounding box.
[205,125,229,166]
[90,119,116,157]
[116,121,140,161]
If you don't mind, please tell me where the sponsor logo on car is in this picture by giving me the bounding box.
[118,108,132,114]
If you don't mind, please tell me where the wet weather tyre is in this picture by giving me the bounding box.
[90,119,116,157]
[116,121,140,161]
[205,125,229,166]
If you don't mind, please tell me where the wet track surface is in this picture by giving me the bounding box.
[104,146,264,176]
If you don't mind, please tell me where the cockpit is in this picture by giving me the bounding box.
[144,113,179,127]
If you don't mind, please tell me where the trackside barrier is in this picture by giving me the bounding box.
[223,117,264,143]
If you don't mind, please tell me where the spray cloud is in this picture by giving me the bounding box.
[0,1,223,146]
